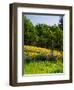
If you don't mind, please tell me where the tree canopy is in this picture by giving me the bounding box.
[24,16,63,51]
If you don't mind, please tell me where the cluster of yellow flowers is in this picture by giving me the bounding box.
[24,45,63,58]
[24,45,50,54]
[24,52,38,58]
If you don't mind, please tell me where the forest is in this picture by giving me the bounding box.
[24,15,63,74]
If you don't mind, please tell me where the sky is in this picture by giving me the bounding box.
[24,14,62,26]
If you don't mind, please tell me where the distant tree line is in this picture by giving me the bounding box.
[24,16,63,51]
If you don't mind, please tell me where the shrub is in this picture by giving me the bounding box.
[35,54,46,61]
[24,56,33,63]
[56,56,63,63]
[47,55,57,62]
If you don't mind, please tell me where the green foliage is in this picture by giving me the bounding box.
[35,54,46,61]
[24,60,63,74]
[50,26,63,51]
[24,16,63,51]
[47,55,57,62]
[24,16,38,45]
[58,17,63,30]
[25,56,32,63]
[35,24,51,48]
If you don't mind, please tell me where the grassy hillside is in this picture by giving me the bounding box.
[24,45,63,74]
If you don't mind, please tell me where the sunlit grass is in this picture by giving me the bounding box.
[24,60,63,74]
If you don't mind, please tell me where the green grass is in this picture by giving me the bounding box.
[24,60,63,74]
